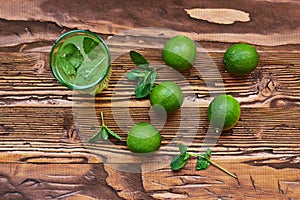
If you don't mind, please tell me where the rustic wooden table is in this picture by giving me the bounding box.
[1,1,300,199]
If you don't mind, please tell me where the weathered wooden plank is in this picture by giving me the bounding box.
[0,107,299,164]
[0,163,143,200]
[0,158,300,200]
[0,50,299,107]
[142,157,300,199]
[0,0,299,48]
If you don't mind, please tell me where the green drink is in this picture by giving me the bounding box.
[50,30,111,95]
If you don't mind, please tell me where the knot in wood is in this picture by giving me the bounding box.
[258,74,277,97]
[34,60,45,74]
[65,124,80,143]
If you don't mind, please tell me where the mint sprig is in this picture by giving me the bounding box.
[171,144,237,179]
[170,144,190,170]
[88,112,122,143]
[83,37,98,55]
[62,43,83,69]
[196,148,211,170]
[126,51,157,98]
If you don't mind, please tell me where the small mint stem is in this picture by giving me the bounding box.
[100,112,104,126]
[191,154,237,179]
[209,159,238,179]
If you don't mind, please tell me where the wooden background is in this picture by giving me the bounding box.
[0,0,300,199]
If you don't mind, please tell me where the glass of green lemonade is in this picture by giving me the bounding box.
[50,30,111,95]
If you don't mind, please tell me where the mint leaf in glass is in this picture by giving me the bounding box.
[83,37,101,60]
[62,43,84,69]
[55,56,76,77]
[83,37,99,54]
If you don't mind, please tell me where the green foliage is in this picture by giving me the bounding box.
[170,144,237,179]
[196,149,211,170]
[62,43,83,69]
[88,112,122,143]
[126,51,157,98]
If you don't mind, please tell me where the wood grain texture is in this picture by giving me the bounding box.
[0,49,299,107]
[0,106,299,163]
[142,157,300,199]
[0,163,125,199]
[0,0,299,199]
[0,0,300,48]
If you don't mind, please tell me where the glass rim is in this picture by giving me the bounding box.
[49,29,111,90]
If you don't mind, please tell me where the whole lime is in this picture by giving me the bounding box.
[223,43,259,75]
[150,81,183,114]
[126,122,161,153]
[162,35,197,71]
[208,94,240,131]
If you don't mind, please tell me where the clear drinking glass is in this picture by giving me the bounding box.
[50,30,111,95]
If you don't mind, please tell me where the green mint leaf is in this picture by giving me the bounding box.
[196,156,211,170]
[196,149,212,170]
[62,43,83,69]
[134,69,156,98]
[55,56,77,77]
[205,148,212,159]
[88,112,122,142]
[88,128,103,143]
[127,51,156,98]
[83,37,99,55]
[101,127,109,140]
[130,51,149,67]
[171,155,189,171]
[178,144,188,156]
[83,37,102,60]
[126,69,145,81]
[182,153,190,161]
[104,125,122,140]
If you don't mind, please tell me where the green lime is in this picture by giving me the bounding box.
[223,43,259,75]
[150,81,184,114]
[162,35,197,71]
[208,94,240,130]
[126,122,161,153]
